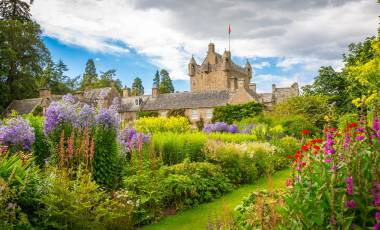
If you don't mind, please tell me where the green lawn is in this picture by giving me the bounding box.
[142,169,290,230]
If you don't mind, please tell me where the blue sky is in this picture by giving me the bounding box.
[34,0,378,94]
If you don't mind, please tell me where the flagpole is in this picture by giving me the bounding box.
[228,24,231,52]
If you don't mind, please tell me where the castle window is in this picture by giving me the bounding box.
[191,109,199,120]
[206,109,213,119]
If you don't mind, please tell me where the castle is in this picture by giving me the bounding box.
[5,43,299,123]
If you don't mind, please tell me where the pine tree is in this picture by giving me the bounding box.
[0,0,33,21]
[153,70,160,87]
[131,77,144,96]
[159,69,174,94]
[80,59,98,89]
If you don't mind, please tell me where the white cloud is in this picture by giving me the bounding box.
[252,61,270,69]
[31,0,378,86]
[95,58,101,62]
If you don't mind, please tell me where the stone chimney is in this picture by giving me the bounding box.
[39,88,51,98]
[237,79,245,89]
[152,86,159,97]
[122,87,131,98]
[249,83,256,93]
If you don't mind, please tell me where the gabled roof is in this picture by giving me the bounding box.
[5,98,43,115]
[142,90,232,111]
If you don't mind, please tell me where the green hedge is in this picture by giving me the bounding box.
[212,101,263,124]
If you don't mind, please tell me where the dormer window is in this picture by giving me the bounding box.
[135,98,143,106]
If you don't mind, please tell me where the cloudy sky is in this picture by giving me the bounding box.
[31,0,379,93]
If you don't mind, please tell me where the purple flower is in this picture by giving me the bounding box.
[356,135,365,141]
[118,128,149,152]
[375,223,379,230]
[44,99,77,134]
[240,123,254,134]
[78,104,96,128]
[375,212,380,220]
[325,158,333,163]
[356,127,365,132]
[228,124,238,133]
[0,117,35,151]
[95,108,120,129]
[324,132,335,155]
[346,176,353,195]
[110,97,121,112]
[62,93,76,104]
[344,135,350,150]
[345,199,356,209]
[330,165,337,172]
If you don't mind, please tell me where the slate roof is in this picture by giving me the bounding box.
[83,87,112,101]
[142,90,232,111]
[120,96,150,112]
[5,98,43,115]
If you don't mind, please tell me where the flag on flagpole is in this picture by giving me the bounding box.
[228,24,231,34]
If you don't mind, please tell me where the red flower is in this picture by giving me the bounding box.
[287,155,293,159]
[348,122,358,128]
[313,145,320,150]
[301,145,309,151]
[302,129,310,134]
[301,162,306,166]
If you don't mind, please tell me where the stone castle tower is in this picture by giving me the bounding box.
[188,43,255,92]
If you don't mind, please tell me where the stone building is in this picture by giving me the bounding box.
[5,43,299,123]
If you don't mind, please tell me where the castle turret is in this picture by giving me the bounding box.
[222,50,231,71]
[188,55,197,77]
[245,60,252,73]
[208,42,215,53]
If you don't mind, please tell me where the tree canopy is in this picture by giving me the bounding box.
[159,69,174,94]
[131,77,144,96]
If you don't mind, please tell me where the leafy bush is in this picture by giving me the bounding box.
[273,95,331,129]
[137,111,159,118]
[278,115,318,138]
[204,141,284,184]
[93,125,121,188]
[211,101,263,124]
[337,112,358,132]
[234,190,285,229]
[135,116,190,133]
[160,161,233,208]
[40,167,135,229]
[152,132,206,165]
[0,154,42,228]
[25,115,51,167]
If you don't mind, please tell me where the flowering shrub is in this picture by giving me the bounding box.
[280,112,380,229]
[118,128,149,153]
[95,108,120,129]
[0,117,35,152]
[203,122,239,133]
[135,116,190,133]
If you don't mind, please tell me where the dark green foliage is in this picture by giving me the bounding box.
[0,20,50,113]
[25,115,51,167]
[92,126,120,188]
[211,101,263,124]
[131,77,144,96]
[0,0,32,21]
[279,115,318,138]
[153,70,160,87]
[196,117,204,130]
[167,108,186,117]
[302,66,351,113]
[32,105,43,116]
[0,154,43,228]
[137,111,159,118]
[159,69,174,94]
[80,59,98,90]
[124,161,233,225]
[160,161,233,209]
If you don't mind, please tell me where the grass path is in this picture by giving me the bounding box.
[142,169,290,230]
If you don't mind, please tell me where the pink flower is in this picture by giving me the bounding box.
[325,158,333,163]
[345,199,356,209]
[346,176,353,195]
[356,135,365,141]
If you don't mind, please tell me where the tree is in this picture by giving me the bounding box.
[131,77,144,96]
[0,0,33,21]
[159,69,174,93]
[302,66,351,113]
[80,59,98,90]
[0,20,50,112]
[98,69,123,92]
[153,70,160,87]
